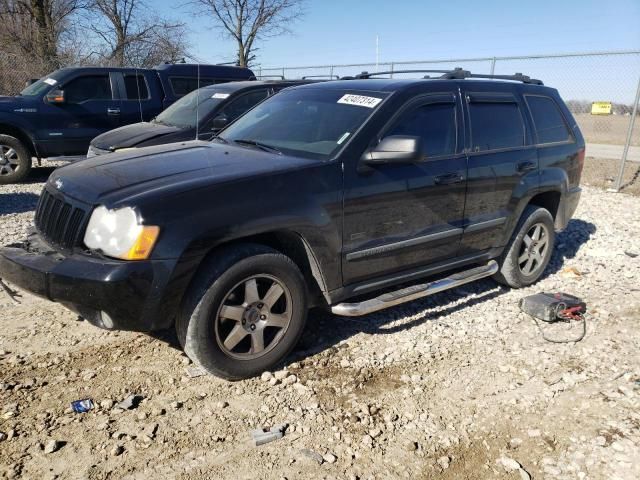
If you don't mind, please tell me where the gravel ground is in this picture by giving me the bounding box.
[0,170,639,480]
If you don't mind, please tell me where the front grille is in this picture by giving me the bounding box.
[34,188,90,250]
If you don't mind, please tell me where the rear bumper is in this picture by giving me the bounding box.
[556,186,581,230]
[0,233,178,332]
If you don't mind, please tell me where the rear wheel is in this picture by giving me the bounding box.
[0,135,32,184]
[176,244,308,380]
[493,205,555,288]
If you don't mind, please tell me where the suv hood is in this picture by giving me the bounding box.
[92,122,183,151]
[49,140,315,206]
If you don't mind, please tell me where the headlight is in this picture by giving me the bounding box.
[83,206,160,260]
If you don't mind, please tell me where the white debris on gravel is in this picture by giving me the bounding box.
[1,179,639,480]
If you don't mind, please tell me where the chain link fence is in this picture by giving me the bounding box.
[0,52,60,96]
[258,50,640,194]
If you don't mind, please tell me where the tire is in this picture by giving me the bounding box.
[176,243,308,380]
[493,205,555,288]
[0,135,32,184]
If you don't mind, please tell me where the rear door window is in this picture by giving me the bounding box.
[169,77,216,96]
[385,101,457,157]
[468,98,525,152]
[525,95,572,144]
[123,74,149,100]
[64,75,112,103]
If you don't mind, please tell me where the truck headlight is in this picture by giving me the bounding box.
[83,206,160,260]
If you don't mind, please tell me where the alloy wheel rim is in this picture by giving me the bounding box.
[214,274,292,360]
[0,144,19,176]
[518,223,549,276]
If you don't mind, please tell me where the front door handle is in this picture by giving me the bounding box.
[517,161,536,172]
[107,108,120,116]
[434,172,465,185]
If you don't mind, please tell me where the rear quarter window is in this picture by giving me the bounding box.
[525,95,573,144]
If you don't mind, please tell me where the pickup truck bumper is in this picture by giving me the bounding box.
[0,233,178,332]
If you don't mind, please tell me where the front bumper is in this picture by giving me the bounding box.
[0,233,178,332]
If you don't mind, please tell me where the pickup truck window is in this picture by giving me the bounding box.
[469,101,525,152]
[386,102,457,157]
[219,88,388,160]
[65,75,112,103]
[154,88,226,128]
[169,76,217,96]
[20,71,65,96]
[123,74,149,100]
[525,95,572,144]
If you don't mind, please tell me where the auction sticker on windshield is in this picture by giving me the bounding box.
[212,93,230,99]
[43,78,57,86]
[337,94,382,108]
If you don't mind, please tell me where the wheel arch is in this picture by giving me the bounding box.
[0,122,39,159]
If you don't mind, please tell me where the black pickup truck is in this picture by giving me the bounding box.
[0,63,255,183]
[0,69,584,379]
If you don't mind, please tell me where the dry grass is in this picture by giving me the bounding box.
[575,113,638,146]
[582,156,640,195]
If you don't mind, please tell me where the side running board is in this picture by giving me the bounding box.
[331,260,498,317]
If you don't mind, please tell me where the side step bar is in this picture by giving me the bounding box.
[331,260,498,317]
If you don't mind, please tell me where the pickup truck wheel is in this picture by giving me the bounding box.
[177,244,308,380]
[0,135,32,184]
[493,205,555,288]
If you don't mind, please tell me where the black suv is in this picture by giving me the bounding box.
[0,63,255,183]
[0,70,584,379]
[87,80,312,156]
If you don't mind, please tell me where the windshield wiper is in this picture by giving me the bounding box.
[233,139,282,154]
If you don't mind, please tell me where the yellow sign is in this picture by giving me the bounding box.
[591,102,612,115]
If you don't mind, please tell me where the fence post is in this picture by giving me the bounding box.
[329,65,334,79]
[282,67,286,79]
[490,57,496,75]
[614,74,640,192]
[390,62,395,79]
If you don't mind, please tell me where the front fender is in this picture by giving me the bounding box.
[0,111,39,157]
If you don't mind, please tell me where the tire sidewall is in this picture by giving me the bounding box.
[504,208,555,287]
[0,135,31,184]
[183,251,307,380]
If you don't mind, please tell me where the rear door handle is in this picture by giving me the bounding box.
[434,172,465,185]
[107,108,120,116]
[517,161,536,172]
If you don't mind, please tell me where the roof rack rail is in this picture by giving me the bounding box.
[346,67,543,85]
[255,75,286,80]
[301,75,340,80]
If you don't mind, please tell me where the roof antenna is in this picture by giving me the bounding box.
[195,62,200,141]
[135,66,143,123]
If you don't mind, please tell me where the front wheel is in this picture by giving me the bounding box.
[177,244,308,380]
[0,135,32,184]
[493,205,555,288]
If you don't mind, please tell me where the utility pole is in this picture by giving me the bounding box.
[375,35,379,71]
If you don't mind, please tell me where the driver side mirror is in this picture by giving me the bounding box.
[361,135,423,164]
[45,89,66,104]
[212,114,229,131]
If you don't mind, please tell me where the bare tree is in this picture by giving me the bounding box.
[86,0,189,67]
[189,0,305,67]
[0,0,81,67]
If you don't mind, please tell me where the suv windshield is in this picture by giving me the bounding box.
[218,88,388,160]
[20,70,64,96]
[154,88,227,128]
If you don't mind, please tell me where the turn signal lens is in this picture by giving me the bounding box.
[125,226,160,260]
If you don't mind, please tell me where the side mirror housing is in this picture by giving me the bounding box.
[45,89,65,104]
[212,114,229,131]
[361,135,423,164]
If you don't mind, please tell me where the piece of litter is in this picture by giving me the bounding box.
[559,266,582,279]
[185,366,206,378]
[116,394,143,410]
[624,251,638,258]
[71,399,94,413]
[250,423,287,446]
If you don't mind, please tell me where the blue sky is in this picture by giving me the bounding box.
[160,0,640,102]
[165,0,639,66]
